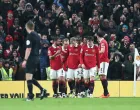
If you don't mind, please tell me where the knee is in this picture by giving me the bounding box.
[100,75,106,80]
[75,78,79,82]
[59,76,65,81]
[90,76,94,81]
[84,79,89,83]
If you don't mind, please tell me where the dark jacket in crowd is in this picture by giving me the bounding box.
[123,60,134,80]
[108,60,122,80]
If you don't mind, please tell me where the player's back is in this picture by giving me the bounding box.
[67,45,81,69]
[99,39,109,63]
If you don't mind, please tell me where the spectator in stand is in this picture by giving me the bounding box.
[0,59,17,81]
[0,0,13,19]
[0,23,6,44]
[122,53,134,80]
[108,53,123,80]
[40,35,50,80]
[120,36,130,59]
[0,0,139,81]
[21,3,34,27]
[129,43,135,54]
[110,34,121,50]
[6,10,14,34]
[117,24,129,41]
[0,43,3,58]
[61,20,72,37]
[10,49,22,80]
[4,35,13,59]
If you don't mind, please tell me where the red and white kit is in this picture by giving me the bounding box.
[98,39,109,76]
[80,44,100,78]
[48,45,63,79]
[67,45,81,79]
[61,46,69,77]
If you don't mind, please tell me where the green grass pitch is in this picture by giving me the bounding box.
[0,98,140,110]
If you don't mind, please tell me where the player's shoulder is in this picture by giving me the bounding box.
[48,46,53,50]
[94,45,98,49]
[101,39,107,44]
[57,46,62,49]
[93,45,99,51]
[100,39,108,46]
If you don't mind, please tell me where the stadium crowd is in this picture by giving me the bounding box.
[0,0,140,81]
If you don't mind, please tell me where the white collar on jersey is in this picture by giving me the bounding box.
[62,46,66,51]
[52,44,57,48]
[87,44,94,48]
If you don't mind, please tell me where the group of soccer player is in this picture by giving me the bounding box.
[48,31,110,98]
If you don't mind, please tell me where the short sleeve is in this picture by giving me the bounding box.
[48,48,52,56]
[26,34,32,48]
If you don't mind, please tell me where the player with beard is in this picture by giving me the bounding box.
[48,37,65,98]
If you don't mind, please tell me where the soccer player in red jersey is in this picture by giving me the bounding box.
[61,38,69,74]
[61,38,69,96]
[96,31,110,98]
[80,36,100,98]
[48,37,64,98]
[67,37,81,97]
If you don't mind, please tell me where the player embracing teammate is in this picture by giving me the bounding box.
[49,31,110,98]
[48,37,67,98]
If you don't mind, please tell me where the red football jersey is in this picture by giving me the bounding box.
[80,45,100,69]
[99,39,109,63]
[48,45,62,70]
[61,46,68,71]
[67,45,81,69]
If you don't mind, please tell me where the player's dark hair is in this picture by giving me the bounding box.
[97,31,105,38]
[26,20,35,30]
[87,36,94,41]
[53,37,61,42]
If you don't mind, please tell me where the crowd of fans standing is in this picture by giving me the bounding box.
[0,0,140,81]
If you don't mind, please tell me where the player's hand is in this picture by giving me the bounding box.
[81,64,85,69]
[56,50,61,55]
[78,64,82,68]
[22,60,27,68]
